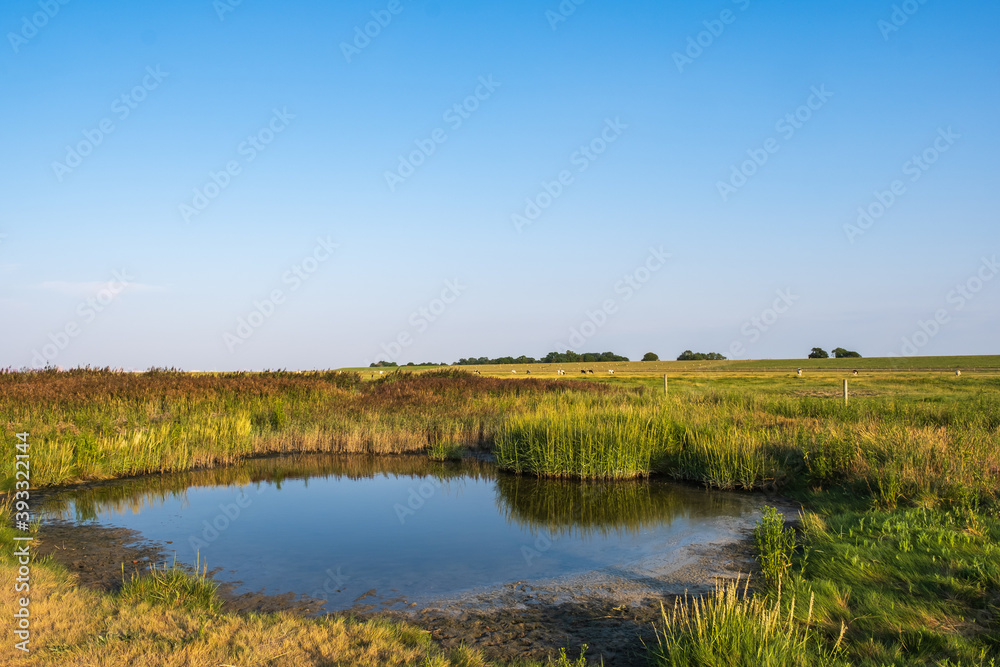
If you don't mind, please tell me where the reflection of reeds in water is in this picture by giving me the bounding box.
[42,454,498,522]
[494,474,739,539]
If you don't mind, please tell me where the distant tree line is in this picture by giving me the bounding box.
[455,351,629,365]
[676,350,727,361]
[808,347,862,359]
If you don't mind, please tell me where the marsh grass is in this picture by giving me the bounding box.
[119,557,221,612]
[428,442,465,461]
[495,399,671,479]
[754,507,796,588]
[781,499,1000,666]
[492,386,1000,504]
[652,576,844,667]
[0,368,603,488]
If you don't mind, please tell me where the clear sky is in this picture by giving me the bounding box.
[1,0,997,371]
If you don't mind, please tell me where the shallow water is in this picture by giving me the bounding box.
[41,454,763,611]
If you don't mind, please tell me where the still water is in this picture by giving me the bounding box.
[42,454,763,611]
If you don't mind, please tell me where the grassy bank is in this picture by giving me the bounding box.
[496,383,1000,497]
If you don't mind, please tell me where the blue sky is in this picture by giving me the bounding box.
[1,0,997,370]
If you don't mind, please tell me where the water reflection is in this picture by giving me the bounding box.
[42,454,493,523]
[495,475,749,539]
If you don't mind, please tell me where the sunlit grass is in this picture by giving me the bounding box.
[119,557,221,613]
[652,576,845,667]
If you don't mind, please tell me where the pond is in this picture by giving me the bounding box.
[41,454,766,612]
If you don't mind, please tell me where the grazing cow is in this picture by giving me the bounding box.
[607,369,615,374]
[956,370,962,376]
[853,370,858,376]
[511,370,516,374]
[587,369,594,374]
[797,368,802,376]
[580,370,587,374]
[526,370,531,374]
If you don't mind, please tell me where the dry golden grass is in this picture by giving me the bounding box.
[0,561,498,667]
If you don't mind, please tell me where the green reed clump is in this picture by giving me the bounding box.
[119,558,221,613]
[427,442,465,461]
[494,394,795,488]
[652,576,843,667]
[494,400,672,479]
[754,507,796,588]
